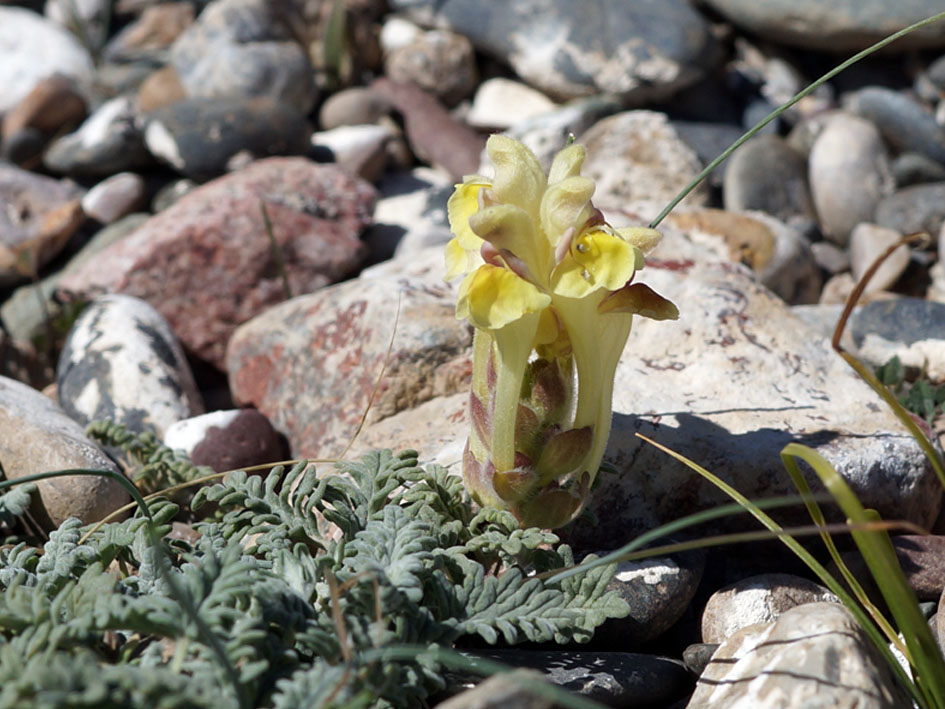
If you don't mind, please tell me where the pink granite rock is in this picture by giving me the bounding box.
[57,157,375,367]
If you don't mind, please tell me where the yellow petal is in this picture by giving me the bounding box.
[599,283,679,320]
[468,203,545,277]
[552,228,639,297]
[444,236,483,281]
[456,265,551,330]
[539,176,595,250]
[486,135,547,214]
[550,257,595,298]
[448,178,489,250]
[547,142,586,184]
[616,226,663,255]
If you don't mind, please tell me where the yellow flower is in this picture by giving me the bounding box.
[445,135,677,529]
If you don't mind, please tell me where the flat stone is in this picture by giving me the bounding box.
[144,96,311,180]
[57,158,374,367]
[57,294,204,437]
[0,374,129,529]
[0,7,95,113]
[699,0,945,52]
[701,573,839,644]
[687,603,911,707]
[390,0,718,104]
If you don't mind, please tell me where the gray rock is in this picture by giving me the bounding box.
[846,86,945,165]
[578,111,708,210]
[849,223,910,294]
[701,573,839,644]
[144,96,310,179]
[57,294,204,437]
[390,0,718,103]
[723,134,815,223]
[875,182,945,237]
[0,375,129,528]
[597,549,705,649]
[43,96,153,177]
[163,408,284,473]
[0,7,95,113]
[672,121,746,189]
[318,87,393,130]
[457,650,692,708]
[687,603,911,707]
[892,151,945,187]
[170,0,316,113]
[384,28,478,107]
[810,241,851,274]
[808,113,893,245]
[849,298,945,382]
[699,0,945,52]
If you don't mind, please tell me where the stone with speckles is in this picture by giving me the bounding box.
[56,157,374,367]
[225,274,472,460]
[388,0,718,103]
[0,375,129,529]
[57,294,203,437]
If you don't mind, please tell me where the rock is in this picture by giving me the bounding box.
[875,182,945,237]
[597,549,705,649]
[808,113,893,246]
[390,0,718,104]
[699,0,945,52]
[384,28,477,107]
[466,78,557,130]
[672,121,746,189]
[660,208,821,304]
[682,644,718,678]
[169,0,316,114]
[150,177,197,212]
[846,86,945,165]
[1,74,86,141]
[889,535,945,601]
[370,77,486,181]
[81,172,147,224]
[311,124,394,183]
[0,7,95,113]
[578,111,708,210]
[892,152,945,187]
[849,223,910,294]
[0,375,129,528]
[102,1,194,64]
[723,134,815,223]
[136,65,187,113]
[43,96,153,177]
[226,275,472,460]
[701,573,839,644]
[0,163,84,288]
[58,158,374,367]
[318,87,393,130]
[456,650,692,708]
[688,603,911,707]
[1,214,149,346]
[849,298,945,382]
[163,408,284,473]
[501,96,620,172]
[811,241,851,275]
[435,669,552,709]
[57,294,204,436]
[1,127,46,167]
[143,96,311,179]
[378,15,423,53]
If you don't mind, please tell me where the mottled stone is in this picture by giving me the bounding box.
[43,96,153,177]
[57,294,204,436]
[143,96,311,179]
[226,275,472,460]
[0,375,129,529]
[723,134,815,223]
[701,573,839,644]
[688,603,911,707]
[700,0,945,52]
[390,0,718,104]
[891,535,945,601]
[0,7,95,113]
[809,113,893,245]
[58,158,374,367]
[579,111,708,210]
[163,408,284,473]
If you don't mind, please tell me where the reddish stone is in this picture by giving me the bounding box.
[57,157,374,367]
[1,74,87,140]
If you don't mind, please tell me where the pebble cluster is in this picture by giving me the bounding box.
[3,0,945,706]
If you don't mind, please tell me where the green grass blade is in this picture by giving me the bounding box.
[782,443,945,709]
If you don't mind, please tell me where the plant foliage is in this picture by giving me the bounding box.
[875,355,945,425]
[0,444,627,708]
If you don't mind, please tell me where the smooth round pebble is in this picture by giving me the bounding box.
[466,78,558,130]
[849,223,909,294]
[723,134,815,222]
[57,294,204,437]
[81,172,147,224]
[845,86,945,166]
[319,87,393,130]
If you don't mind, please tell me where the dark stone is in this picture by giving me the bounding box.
[851,299,945,350]
[672,121,746,188]
[847,87,945,165]
[682,643,719,677]
[723,134,815,222]
[875,182,945,236]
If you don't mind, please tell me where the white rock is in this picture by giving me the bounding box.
[311,123,394,181]
[849,222,910,294]
[379,16,423,53]
[81,172,146,223]
[466,78,558,129]
[0,7,95,112]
